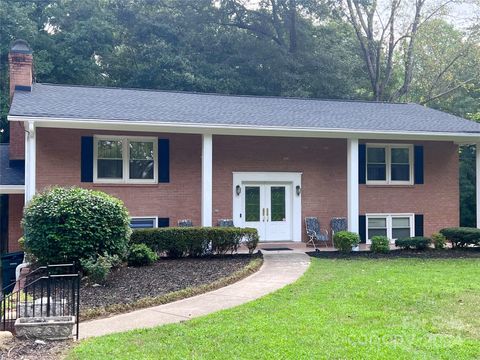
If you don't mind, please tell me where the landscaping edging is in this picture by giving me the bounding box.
[307,248,480,259]
[80,254,263,321]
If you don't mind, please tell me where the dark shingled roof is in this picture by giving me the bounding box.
[9,83,480,134]
[0,144,24,186]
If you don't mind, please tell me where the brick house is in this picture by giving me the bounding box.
[2,40,480,253]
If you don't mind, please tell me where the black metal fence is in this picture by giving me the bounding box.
[0,263,80,339]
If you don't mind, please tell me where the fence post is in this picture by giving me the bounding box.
[46,265,51,317]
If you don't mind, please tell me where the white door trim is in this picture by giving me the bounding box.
[232,172,302,242]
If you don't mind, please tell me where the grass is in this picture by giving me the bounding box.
[81,255,263,320]
[69,258,480,359]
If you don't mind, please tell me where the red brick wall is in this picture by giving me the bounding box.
[8,51,32,160]
[212,136,348,241]
[8,194,24,253]
[9,122,25,160]
[36,128,202,226]
[6,130,459,247]
[360,141,459,236]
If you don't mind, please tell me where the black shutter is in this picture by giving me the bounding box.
[359,144,366,184]
[414,145,424,184]
[81,136,93,182]
[158,218,170,228]
[359,215,366,243]
[158,139,170,183]
[414,214,424,237]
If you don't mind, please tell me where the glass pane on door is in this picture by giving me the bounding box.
[245,186,260,222]
[270,186,286,222]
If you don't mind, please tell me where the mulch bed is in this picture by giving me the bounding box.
[307,247,480,259]
[0,338,71,360]
[80,254,255,312]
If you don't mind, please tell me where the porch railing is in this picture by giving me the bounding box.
[0,263,80,339]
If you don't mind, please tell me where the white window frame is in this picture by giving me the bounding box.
[94,135,158,184]
[130,216,158,229]
[366,144,414,185]
[366,213,415,244]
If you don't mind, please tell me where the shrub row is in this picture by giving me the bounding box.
[439,227,480,248]
[395,236,431,250]
[130,227,259,258]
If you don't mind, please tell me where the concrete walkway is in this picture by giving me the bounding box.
[79,251,310,339]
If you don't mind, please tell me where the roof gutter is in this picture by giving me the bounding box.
[8,115,480,142]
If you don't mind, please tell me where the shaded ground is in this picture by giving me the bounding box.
[0,338,71,359]
[307,247,480,259]
[81,254,254,311]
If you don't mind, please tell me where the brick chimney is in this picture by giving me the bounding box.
[8,39,33,160]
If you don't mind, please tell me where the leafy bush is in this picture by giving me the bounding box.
[333,231,360,253]
[130,227,259,257]
[128,244,158,267]
[22,187,131,266]
[431,233,447,249]
[439,227,480,248]
[370,236,390,253]
[81,253,121,284]
[395,236,431,250]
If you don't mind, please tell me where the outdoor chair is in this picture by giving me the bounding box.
[305,217,329,251]
[217,219,234,227]
[330,217,347,246]
[178,219,193,227]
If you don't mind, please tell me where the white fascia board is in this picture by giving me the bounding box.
[0,185,25,194]
[8,115,480,142]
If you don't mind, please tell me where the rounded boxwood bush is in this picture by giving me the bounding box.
[370,235,390,253]
[23,187,131,265]
[333,231,360,253]
[128,244,158,267]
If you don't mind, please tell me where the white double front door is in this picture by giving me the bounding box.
[241,183,292,242]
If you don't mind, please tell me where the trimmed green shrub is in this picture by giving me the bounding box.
[130,227,259,257]
[439,227,480,248]
[128,244,158,267]
[395,236,431,250]
[370,235,390,253]
[333,231,360,253]
[431,233,447,249]
[81,253,120,284]
[22,187,131,266]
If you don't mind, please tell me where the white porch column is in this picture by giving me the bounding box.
[201,134,213,227]
[476,143,480,228]
[24,121,36,204]
[347,138,359,233]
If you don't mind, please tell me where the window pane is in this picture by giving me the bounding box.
[367,164,386,181]
[391,164,410,181]
[392,217,410,227]
[245,187,260,222]
[98,140,122,159]
[130,218,156,229]
[98,159,123,178]
[391,148,409,164]
[270,187,286,222]
[368,218,386,228]
[367,147,386,163]
[392,228,411,239]
[369,229,387,238]
[130,160,154,179]
[130,141,154,160]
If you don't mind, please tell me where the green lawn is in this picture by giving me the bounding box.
[69,258,480,359]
